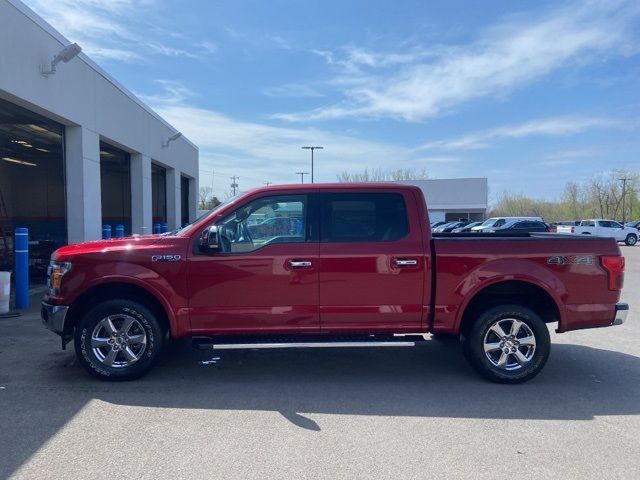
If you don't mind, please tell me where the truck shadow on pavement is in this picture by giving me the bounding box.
[2,334,640,477]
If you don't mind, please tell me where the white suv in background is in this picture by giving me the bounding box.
[556,219,638,246]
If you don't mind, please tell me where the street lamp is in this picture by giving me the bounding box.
[296,172,310,184]
[301,146,323,183]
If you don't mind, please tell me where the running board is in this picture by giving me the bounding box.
[192,334,427,351]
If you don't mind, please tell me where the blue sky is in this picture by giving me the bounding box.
[25,0,640,201]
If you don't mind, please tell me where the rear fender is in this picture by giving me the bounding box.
[452,259,566,332]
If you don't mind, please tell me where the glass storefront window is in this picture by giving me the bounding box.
[0,98,66,277]
[100,142,131,234]
[152,163,167,224]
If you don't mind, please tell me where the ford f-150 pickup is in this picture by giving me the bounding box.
[41,183,629,383]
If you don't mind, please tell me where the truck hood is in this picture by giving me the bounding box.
[52,235,168,260]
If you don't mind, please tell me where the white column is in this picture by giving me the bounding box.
[166,167,181,230]
[188,176,197,222]
[65,126,101,243]
[131,153,152,235]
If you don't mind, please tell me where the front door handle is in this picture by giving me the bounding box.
[288,259,313,268]
[394,258,418,266]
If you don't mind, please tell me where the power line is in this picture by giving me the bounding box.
[230,176,239,196]
[619,177,631,224]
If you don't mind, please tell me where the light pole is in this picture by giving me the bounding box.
[301,146,323,183]
[296,172,310,184]
[619,177,631,224]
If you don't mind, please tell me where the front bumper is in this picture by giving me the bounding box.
[41,301,69,334]
[612,302,629,326]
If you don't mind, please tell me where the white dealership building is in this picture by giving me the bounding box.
[0,0,199,274]
[403,178,488,223]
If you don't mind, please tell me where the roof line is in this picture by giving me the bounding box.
[8,0,198,151]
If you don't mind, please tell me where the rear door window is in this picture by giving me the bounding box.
[321,193,409,242]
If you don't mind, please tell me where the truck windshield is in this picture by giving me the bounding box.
[173,193,242,235]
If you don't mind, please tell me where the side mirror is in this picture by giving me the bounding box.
[199,225,220,251]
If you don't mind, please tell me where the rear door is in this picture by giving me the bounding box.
[318,189,427,333]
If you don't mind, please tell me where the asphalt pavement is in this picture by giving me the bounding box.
[1,246,638,479]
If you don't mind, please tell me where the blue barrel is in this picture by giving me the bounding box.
[14,227,29,309]
[102,225,112,239]
[161,223,168,233]
[153,223,161,234]
[115,224,124,238]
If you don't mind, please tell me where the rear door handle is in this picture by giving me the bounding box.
[288,259,313,268]
[394,258,418,266]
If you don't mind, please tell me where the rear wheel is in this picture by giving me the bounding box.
[74,299,164,381]
[462,304,550,383]
[625,234,637,246]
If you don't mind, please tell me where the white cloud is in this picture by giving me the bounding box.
[277,0,640,122]
[419,116,627,151]
[142,82,457,191]
[23,0,217,63]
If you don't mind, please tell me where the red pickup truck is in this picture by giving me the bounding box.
[41,183,628,383]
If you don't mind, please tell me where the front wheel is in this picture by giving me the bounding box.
[462,304,550,383]
[74,299,164,381]
[625,234,637,246]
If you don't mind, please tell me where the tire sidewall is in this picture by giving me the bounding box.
[466,304,550,383]
[75,299,163,381]
[625,234,637,246]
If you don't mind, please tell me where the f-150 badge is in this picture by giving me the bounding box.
[151,255,181,262]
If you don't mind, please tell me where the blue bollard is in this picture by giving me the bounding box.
[161,223,168,233]
[102,225,112,239]
[115,224,124,238]
[153,223,161,234]
[14,227,29,309]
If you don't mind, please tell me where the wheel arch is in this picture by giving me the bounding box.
[458,279,562,336]
[65,281,173,337]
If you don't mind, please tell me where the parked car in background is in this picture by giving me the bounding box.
[430,221,447,229]
[549,220,581,233]
[451,221,483,233]
[625,221,640,230]
[438,220,473,232]
[471,216,544,232]
[488,220,550,234]
[556,219,638,246]
[433,221,473,233]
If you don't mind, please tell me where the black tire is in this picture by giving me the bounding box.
[625,234,637,246]
[74,299,164,381]
[462,304,550,384]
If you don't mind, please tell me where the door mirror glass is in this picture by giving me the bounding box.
[199,225,220,251]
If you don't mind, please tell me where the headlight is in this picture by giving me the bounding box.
[47,261,72,295]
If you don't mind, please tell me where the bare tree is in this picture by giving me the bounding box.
[338,167,428,182]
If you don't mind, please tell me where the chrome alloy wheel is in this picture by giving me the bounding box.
[483,318,536,371]
[91,314,147,368]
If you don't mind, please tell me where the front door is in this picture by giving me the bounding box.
[188,193,319,334]
[318,190,427,333]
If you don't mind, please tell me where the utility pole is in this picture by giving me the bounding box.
[264,182,272,186]
[230,176,239,196]
[301,146,323,183]
[619,177,631,224]
[296,172,310,184]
